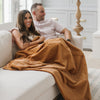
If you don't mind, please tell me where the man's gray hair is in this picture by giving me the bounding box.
[31,3,43,12]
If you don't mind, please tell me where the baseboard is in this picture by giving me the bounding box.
[83,48,92,51]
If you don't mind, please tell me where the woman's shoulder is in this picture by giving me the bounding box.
[11,27,20,35]
[10,27,22,39]
[10,27,19,34]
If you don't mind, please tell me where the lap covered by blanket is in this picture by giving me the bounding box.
[3,38,91,100]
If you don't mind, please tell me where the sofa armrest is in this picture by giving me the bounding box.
[71,35,83,50]
[0,30,12,67]
[56,34,83,50]
[51,18,83,50]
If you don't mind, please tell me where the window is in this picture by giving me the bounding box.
[0,0,2,23]
[3,0,12,23]
[0,0,39,24]
[13,0,33,23]
[19,0,33,11]
[0,0,12,24]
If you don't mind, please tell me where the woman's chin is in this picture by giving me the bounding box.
[26,26,31,29]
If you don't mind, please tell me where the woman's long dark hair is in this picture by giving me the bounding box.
[16,10,40,42]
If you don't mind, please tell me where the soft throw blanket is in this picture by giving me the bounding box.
[3,38,91,100]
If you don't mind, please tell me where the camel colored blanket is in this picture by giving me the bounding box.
[3,38,91,100]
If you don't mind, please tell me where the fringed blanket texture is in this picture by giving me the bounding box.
[3,38,91,100]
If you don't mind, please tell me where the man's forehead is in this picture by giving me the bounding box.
[37,5,44,10]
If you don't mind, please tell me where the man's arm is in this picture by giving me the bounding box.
[61,28,72,42]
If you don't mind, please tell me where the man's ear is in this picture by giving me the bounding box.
[32,11,36,15]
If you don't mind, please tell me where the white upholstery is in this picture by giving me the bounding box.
[56,33,83,50]
[0,22,14,31]
[0,70,59,100]
[93,31,100,58]
[71,35,83,50]
[0,30,83,100]
[0,30,59,100]
[0,31,12,67]
[51,17,83,50]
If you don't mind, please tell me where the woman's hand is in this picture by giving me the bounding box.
[32,36,40,41]
[30,36,45,45]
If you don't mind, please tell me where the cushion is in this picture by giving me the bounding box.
[0,31,12,67]
[0,23,14,31]
[0,70,58,100]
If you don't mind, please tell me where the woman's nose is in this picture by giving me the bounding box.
[27,19,31,22]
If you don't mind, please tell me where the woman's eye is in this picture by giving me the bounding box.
[24,17,27,19]
[29,17,32,19]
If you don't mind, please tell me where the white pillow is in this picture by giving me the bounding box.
[0,30,12,67]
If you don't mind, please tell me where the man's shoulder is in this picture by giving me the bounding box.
[33,19,52,23]
[33,19,55,27]
[44,19,53,22]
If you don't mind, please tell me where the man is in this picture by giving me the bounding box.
[31,3,71,41]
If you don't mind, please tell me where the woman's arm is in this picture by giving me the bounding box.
[30,36,45,45]
[12,30,45,50]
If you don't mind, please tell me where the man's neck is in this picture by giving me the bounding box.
[33,17,37,21]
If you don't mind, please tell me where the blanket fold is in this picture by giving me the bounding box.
[3,38,91,100]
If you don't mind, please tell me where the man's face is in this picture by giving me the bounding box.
[35,6,45,21]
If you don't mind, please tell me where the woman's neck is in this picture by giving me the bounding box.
[26,28,29,31]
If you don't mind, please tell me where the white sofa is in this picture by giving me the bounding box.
[0,30,60,100]
[0,30,84,100]
[1,30,100,100]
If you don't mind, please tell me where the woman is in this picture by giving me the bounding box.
[3,10,91,100]
[11,10,45,50]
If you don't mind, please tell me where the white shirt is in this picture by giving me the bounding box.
[34,19,64,40]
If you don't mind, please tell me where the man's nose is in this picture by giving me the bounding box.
[43,12,45,16]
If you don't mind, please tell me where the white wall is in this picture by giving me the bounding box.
[98,0,100,30]
[33,0,42,3]
[43,0,97,50]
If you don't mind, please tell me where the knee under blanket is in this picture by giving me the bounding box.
[3,38,91,100]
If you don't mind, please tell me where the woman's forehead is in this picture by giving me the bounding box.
[25,13,31,16]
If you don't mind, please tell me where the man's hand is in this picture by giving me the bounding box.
[66,39,71,42]
[61,28,72,40]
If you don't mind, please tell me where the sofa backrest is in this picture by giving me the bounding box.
[0,30,83,68]
[0,23,14,31]
[0,31,12,67]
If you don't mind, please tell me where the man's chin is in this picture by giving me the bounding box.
[37,17,45,21]
[40,17,45,21]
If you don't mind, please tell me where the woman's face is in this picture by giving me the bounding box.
[24,13,32,30]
